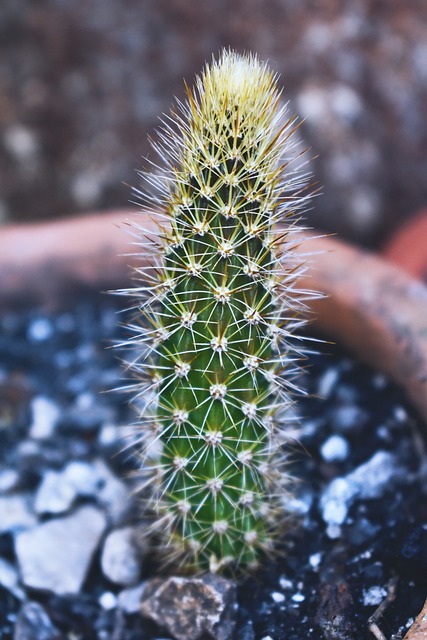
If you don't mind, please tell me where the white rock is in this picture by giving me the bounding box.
[320,435,349,462]
[118,583,146,613]
[320,451,397,527]
[363,586,387,607]
[271,591,285,603]
[34,470,77,515]
[0,469,19,493]
[0,557,25,600]
[94,460,131,524]
[0,495,36,533]
[29,396,60,439]
[3,124,39,161]
[99,591,117,610]
[291,593,305,603]
[347,451,396,499]
[101,527,141,586]
[309,552,322,570]
[326,523,342,539]
[279,577,293,590]
[98,423,120,447]
[62,460,101,497]
[317,367,339,399]
[320,477,355,525]
[15,505,106,595]
[27,318,53,343]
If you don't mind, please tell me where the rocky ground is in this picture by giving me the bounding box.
[0,298,425,640]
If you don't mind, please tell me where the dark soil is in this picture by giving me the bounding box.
[0,298,426,640]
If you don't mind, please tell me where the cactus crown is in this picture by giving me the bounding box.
[124,50,310,574]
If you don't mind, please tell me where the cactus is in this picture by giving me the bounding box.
[125,50,310,574]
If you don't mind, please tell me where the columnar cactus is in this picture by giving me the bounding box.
[126,50,310,574]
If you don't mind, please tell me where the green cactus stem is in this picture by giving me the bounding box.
[124,50,311,574]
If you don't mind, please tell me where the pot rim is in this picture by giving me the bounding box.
[1,209,426,425]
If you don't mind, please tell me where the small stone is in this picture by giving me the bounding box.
[101,527,142,586]
[98,591,117,610]
[326,523,342,539]
[98,423,120,447]
[271,591,285,603]
[291,593,305,603]
[0,469,19,493]
[320,435,349,462]
[279,577,293,590]
[362,586,387,607]
[62,460,101,497]
[317,367,339,399]
[320,451,397,528]
[15,505,106,595]
[34,471,76,515]
[309,553,322,570]
[140,574,237,640]
[285,489,313,515]
[27,318,53,343]
[3,124,39,162]
[29,397,60,439]
[393,406,408,423]
[0,495,36,533]
[13,602,61,640]
[94,460,131,524]
[0,558,25,601]
[118,583,146,614]
[332,405,369,434]
[347,451,396,499]
[320,477,354,525]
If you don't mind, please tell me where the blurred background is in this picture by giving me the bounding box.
[0,0,426,247]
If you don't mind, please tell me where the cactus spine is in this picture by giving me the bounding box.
[127,50,309,574]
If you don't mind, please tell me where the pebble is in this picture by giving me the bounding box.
[34,470,76,515]
[309,553,322,570]
[348,451,396,500]
[62,460,102,497]
[117,583,146,614]
[140,574,237,640]
[271,591,285,603]
[279,577,293,590]
[317,367,339,399]
[0,558,25,601]
[15,505,106,595]
[13,602,61,640]
[29,396,60,439]
[362,586,387,607]
[98,422,121,447]
[98,591,117,610]
[27,318,53,343]
[320,451,397,526]
[291,593,305,603]
[320,477,354,525]
[94,460,131,524]
[0,495,37,533]
[332,405,369,434]
[320,435,349,462]
[0,469,19,494]
[100,526,142,586]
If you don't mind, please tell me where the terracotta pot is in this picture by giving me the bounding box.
[1,210,427,426]
[382,208,427,281]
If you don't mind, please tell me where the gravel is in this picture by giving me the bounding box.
[0,299,425,640]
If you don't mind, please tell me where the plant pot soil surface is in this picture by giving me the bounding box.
[0,298,425,640]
